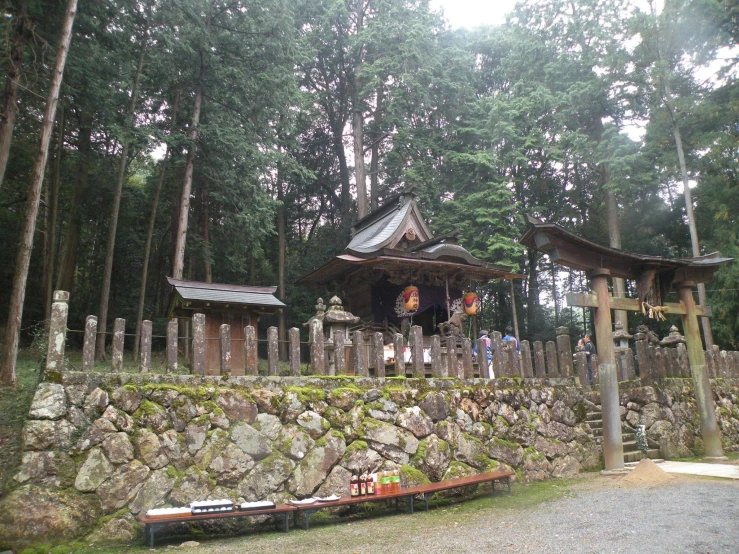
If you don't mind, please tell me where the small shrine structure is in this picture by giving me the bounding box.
[167,277,285,373]
[296,189,523,341]
[520,215,733,470]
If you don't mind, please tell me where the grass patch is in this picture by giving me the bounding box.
[0,352,42,494]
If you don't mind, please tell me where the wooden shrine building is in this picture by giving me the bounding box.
[296,189,522,341]
[520,215,732,469]
[167,278,285,372]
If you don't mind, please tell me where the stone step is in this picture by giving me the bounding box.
[625,458,665,467]
[592,428,602,437]
[622,433,635,442]
[624,451,644,463]
[585,412,602,421]
[587,420,603,429]
[647,449,661,459]
[622,440,639,453]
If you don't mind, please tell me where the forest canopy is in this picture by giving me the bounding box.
[0,0,737,383]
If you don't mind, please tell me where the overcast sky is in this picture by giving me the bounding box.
[430,0,519,28]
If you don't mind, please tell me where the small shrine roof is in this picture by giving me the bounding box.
[167,278,285,309]
[519,215,732,284]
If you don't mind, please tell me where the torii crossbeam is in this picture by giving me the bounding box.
[520,216,733,470]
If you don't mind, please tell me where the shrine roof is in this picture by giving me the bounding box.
[167,278,285,308]
[519,215,732,284]
[297,189,523,287]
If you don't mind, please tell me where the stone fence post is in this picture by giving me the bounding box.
[431,335,443,377]
[268,326,279,376]
[112,318,125,373]
[82,314,97,373]
[167,319,178,373]
[220,324,232,376]
[309,320,325,375]
[545,341,558,378]
[555,327,573,377]
[393,333,405,377]
[140,320,152,373]
[462,338,473,379]
[46,291,69,373]
[373,332,385,378]
[289,327,301,376]
[244,325,258,376]
[410,325,424,378]
[520,340,533,378]
[533,341,546,378]
[353,330,366,377]
[192,313,205,375]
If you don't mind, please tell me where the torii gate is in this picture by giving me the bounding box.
[520,216,733,470]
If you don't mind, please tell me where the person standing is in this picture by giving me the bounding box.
[502,326,519,352]
[583,333,595,384]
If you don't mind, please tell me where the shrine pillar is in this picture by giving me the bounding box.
[676,282,724,458]
[588,268,624,471]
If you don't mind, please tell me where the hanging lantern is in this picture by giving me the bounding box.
[403,285,420,312]
[463,292,479,316]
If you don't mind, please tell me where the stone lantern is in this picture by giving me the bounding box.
[612,320,633,350]
[323,296,359,373]
[659,325,685,348]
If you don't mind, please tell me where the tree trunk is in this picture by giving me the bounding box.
[173,47,209,279]
[202,183,212,282]
[671,119,713,347]
[43,107,65,322]
[332,120,351,224]
[0,4,28,190]
[56,115,91,293]
[526,249,539,334]
[370,85,383,212]
[96,24,149,361]
[352,4,366,220]
[0,0,77,386]
[277,181,287,361]
[133,92,179,361]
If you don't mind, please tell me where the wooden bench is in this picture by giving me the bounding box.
[137,504,296,548]
[294,470,514,529]
[137,470,514,543]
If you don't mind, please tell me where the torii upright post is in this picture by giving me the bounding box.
[676,282,724,458]
[588,268,624,471]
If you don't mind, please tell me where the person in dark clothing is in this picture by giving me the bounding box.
[583,333,595,384]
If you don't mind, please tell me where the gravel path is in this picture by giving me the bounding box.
[156,475,739,554]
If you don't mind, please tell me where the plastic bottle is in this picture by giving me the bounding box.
[392,469,401,493]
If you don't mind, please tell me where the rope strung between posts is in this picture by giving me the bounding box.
[641,301,668,321]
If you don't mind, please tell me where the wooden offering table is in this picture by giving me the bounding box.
[137,503,296,548]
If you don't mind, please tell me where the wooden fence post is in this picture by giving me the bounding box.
[46,291,70,373]
[112,318,125,372]
[533,340,546,378]
[219,324,232,375]
[140,320,152,373]
[491,331,505,377]
[192,313,205,375]
[373,332,385,378]
[393,333,405,377]
[167,318,178,373]
[82,314,97,373]
[410,325,424,378]
[268,326,279,376]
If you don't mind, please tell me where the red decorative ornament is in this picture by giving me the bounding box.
[463,292,479,316]
[403,286,420,312]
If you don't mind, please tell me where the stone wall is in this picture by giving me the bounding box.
[2,372,739,546]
